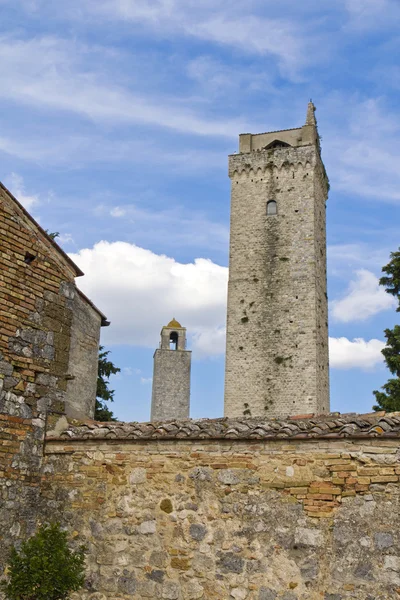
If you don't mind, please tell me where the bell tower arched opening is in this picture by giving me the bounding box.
[170,331,178,350]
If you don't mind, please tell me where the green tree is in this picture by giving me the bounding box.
[373,249,400,411]
[1,523,86,600]
[45,230,60,240]
[95,345,120,421]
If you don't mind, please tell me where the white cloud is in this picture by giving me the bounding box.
[70,241,228,358]
[71,241,387,372]
[77,0,306,77]
[328,244,390,274]
[343,0,400,29]
[140,377,152,385]
[0,35,249,138]
[104,203,229,253]
[0,131,227,174]
[110,207,126,218]
[57,233,74,246]
[324,97,400,202]
[329,337,385,370]
[331,269,395,322]
[5,172,39,210]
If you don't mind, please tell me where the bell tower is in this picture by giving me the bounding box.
[151,319,191,421]
[224,103,330,418]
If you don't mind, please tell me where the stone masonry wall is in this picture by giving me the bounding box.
[19,415,400,600]
[0,184,80,416]
[313,169,329,405]
[151,349,191,420]
[65,291,102,419]
[0,184,82,563]
[225,144,329,419]
[0,413,41,554]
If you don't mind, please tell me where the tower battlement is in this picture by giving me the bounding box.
[238,102,318,153]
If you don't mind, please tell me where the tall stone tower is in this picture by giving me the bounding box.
[151,319,191,421]
[224,102,330,418]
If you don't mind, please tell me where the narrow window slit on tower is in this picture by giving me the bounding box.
[24,252,36,265]
[266,200,277,216]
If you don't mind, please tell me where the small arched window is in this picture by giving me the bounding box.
[169,331,178,350]
[264,139,291,149]
[267,200,277,216]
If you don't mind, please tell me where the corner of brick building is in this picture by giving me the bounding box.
[0,182,101,556]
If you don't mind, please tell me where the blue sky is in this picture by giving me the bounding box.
[1,0,400,421]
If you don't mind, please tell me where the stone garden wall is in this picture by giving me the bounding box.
[32,414,400,600]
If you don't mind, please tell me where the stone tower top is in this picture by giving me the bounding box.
[151,319,191,420]
[305,100,317,126]
[166,318,183,329]
[238,101,318,154]
[160,319,187,351]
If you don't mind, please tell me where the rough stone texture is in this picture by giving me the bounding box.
[151,322,191,421]
[0,181,104,567]
[19,419,400,599]
[2,413,400,598]
[0,181,103,420]
[0,412,42,560]
[224,104,329,419]
[65,290,102,419]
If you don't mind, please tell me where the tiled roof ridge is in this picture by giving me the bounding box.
[47,412,400,442]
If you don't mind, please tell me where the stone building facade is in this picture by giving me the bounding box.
[0,181,107,421]
[224,103,330,419]
[0,181,107,564]
[151,319,191,420]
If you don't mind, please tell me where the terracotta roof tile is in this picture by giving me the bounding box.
[47,412,400,442]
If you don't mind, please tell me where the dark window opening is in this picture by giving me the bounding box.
[267,200,277,216]
[24,252,36,265]
[169,331,178,350]
[264,139,291,149]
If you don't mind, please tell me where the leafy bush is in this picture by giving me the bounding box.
[1,523,86,600]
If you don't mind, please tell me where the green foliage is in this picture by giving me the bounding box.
[373,326,400,411]
[373,248,400,412]
[379,249,400,308]
[45,230,60,240]
[1,523,86,600]
[95,345,120,421]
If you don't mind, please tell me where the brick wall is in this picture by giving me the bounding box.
[0,184,80,417]
[0,183,94,566]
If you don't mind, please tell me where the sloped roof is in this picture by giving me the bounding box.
[166,318,183,329]
[47,412,400,442]
[77,289,110,327]
[0,181,84,277]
